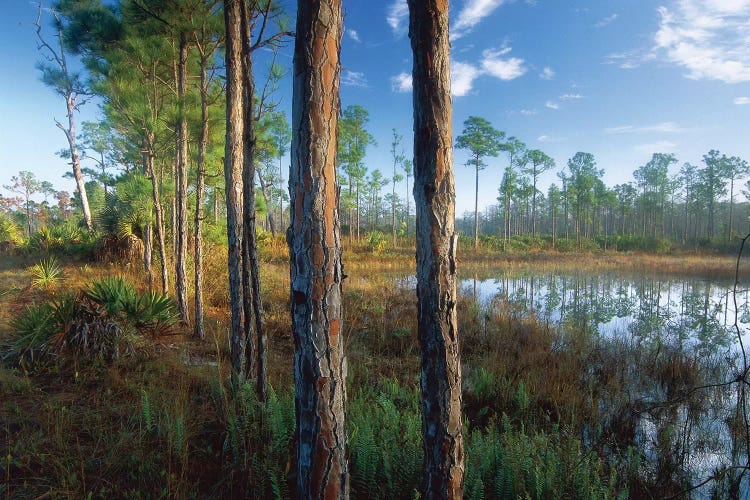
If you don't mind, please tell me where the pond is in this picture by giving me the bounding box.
[460,271,750,353]
[399,268,750,497]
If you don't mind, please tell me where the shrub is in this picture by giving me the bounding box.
[9,277,176,367]
[367,231,388,254]
[0,213,24,250]
[85,276,178,333]
[28,256,63,290]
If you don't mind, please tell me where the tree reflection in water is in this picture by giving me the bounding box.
[461,271,748,496]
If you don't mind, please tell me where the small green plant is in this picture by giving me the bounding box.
[28,257,63,290]
[9,302,58,359]
[0,213,24,248]
[134,292,179,333]
[367,231,388,254]
[85,276,139,317]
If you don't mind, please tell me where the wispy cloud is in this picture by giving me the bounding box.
[560,93,584,100]
[480,48,527,80]
[654,0,750,82]
[537,135,565,143]
[604,50,655,69]
[735,96,750,105]
[452,61,482,96]
[605,122,685,134]
[347,29,361,43]
[391,72,412,93]
[545,101,560,110]
[452,0,506,39]
[540,66,555,80]
[391,49,526,96]
[520,109,538,116]
[636,141,678,154]
[341,70,368,87]
[386,0,408,35]
[595,14,619,28]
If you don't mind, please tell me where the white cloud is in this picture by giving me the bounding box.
[635,141,678,154]
[560,93,584,100]
[453,0,506,39]
[347,29,361,43]
[520,109,538,116]
[480,48,526,80]
[386,0,409,35]
[391,72,412,93]
[605,121,685,134]
[735,96,750,104]
[654,0,750,83]
[341,70,368,87]
[595,14,619,28]
[451,61,482,96]
[545,101,560,110]
[540,66,555,80]
[604,50,655,69]
[537,135,564,143]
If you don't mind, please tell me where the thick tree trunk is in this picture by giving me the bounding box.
[175,32,190,325]
[224,0,247,382]
[289,1,348,497]
[408,0,465,497]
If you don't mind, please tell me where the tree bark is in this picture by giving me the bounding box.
[224,0,247,383]
[194,51,209,341]
[408,0,465,497]
[240,0,267,402]
[474,161,479,250]
[289,1,348,497]
[145,139,169,296]
[64,95,93,232]
[175,32,190,325]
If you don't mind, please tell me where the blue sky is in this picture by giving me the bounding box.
[2,0,750,217]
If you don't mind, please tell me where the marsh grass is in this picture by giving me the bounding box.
[0,244,741,498]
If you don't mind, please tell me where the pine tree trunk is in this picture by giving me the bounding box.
[64,95,93,232]
[146,141,169,296]
[175,32,190,325]
[224,0,247,383]
[279,155,285,231]
[240,0,267,400]
[289,1,348,496]
[194,55,209,341]
[408,0,464,497]
[257,171,277,236]
[474,162,479,250]
[287,0,349,499]
[144,224,153,293]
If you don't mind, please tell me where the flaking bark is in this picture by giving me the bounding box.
[407,0,465,497]
[224,0,247,382]
[289,1,348,497]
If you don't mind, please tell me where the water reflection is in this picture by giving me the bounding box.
[461,272,745,356]
[455,270,750,496]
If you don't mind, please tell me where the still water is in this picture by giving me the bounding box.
[460,271,750,354]
[402,269,750,497]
